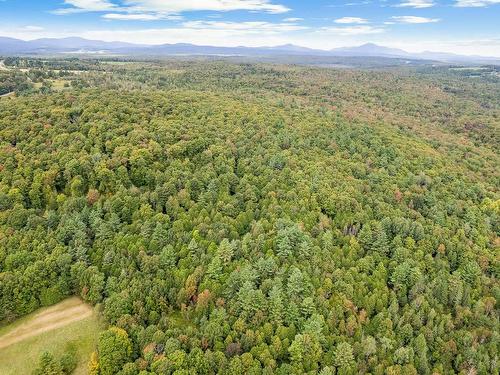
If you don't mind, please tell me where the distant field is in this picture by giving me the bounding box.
[0,297,102,375]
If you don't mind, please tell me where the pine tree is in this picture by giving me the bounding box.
[269,284,284,325]
[207,256,223,280]
[334,342,354,369]
[218,239,234,265]
[414,334,430,375]
[287,267,305,299]
[301,297,315,317]
[372,224,390,255]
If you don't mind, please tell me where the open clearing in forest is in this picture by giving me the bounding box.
[0,297,93,349]
[0,297,101,375]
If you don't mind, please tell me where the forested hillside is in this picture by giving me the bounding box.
[0,59,498,375]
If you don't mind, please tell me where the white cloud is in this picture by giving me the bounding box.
[321,25,384,35]
[454,0,500,6]
[54,0,117,14]
[70,24,306,46]
[102,13,181,20]
[330,1,372,7]
[391,16,440,23]
[182,20,307,33]
[346,1,372,5]
[395,0,435,8]
[20,25,46,32]
[123,0,289,13]
[103,13,160,20]
[334,17,369,24]
[283,17,303,22]
[54,0,290,15]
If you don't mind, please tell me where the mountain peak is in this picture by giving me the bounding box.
[330,43,409,57]
[0,36,497,64]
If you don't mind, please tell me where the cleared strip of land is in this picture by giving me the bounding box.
[0,297,93,350]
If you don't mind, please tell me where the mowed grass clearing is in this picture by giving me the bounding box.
[0,297,103,375]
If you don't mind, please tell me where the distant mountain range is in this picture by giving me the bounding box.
[1,37,499,65]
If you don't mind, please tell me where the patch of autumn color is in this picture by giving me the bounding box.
[343,298,357,313]
[358,309,367,324]
[178,335,189,345]
[143,343,156,355]
[196,289,212,312]
[88,351,99,375]
[394,189,403,203]
[87,189,100,205]
[437,243,446,255]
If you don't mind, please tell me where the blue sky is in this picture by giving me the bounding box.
[0,0,499,55]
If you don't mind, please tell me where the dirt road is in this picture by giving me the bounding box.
[0,297,93,350]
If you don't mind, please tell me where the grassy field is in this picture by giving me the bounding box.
[0,297,103,375]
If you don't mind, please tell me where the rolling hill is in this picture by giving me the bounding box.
[1,37,499,64]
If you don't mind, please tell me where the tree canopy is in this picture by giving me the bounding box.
[0,58,498,374]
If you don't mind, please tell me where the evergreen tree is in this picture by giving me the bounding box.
[334,342,355,370]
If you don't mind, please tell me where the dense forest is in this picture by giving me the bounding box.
[0,58,498,374]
